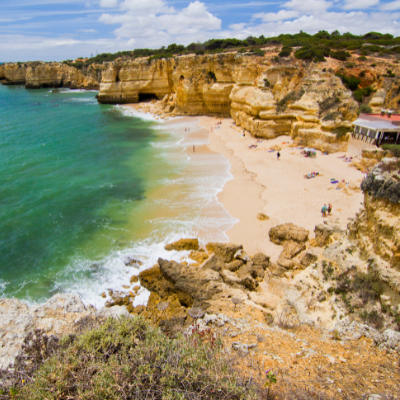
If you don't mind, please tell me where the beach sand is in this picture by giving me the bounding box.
[125,105,374,262]
[199,116,375,261]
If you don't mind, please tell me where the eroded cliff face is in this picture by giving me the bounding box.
[98,54,358,152]
[2,62,102,89]
[349,160,400,272]
[0,64,5,81]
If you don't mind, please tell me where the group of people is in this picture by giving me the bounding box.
[321,203,332,217]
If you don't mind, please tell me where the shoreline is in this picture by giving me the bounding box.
[124,104,374,262]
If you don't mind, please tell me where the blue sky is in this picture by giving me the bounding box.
[1,0,400,62]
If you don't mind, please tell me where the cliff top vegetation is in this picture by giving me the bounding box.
[61,30,400,69]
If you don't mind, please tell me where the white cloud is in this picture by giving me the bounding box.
[253,9,299,21]
[343,0,380,10]
[100,1,221,46]
[283,0,332,12]
[100,0,119,8]
[381,0,400,10]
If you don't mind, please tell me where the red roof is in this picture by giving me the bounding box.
[361,113,400,122]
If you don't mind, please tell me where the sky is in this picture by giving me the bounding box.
[1,0,400,62]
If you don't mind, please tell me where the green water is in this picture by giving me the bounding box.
[0,85,235,306]
[0,85,183,303]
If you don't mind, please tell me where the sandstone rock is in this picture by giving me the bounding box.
[189,250,209,264]
[299,250,319,267]
[269,223,309,245]
[202,254,225,272]
[206,242,243,263]
[237,263,265,280]
[101,292,106,298]
[0,294,130,369]
[269,263,287,277]
[105,291,131,307]
[234,249,251,262]
[252,253,270,267]
[314,224,335,247]
[257,213,269,220]
[281,240,306,259]
[164,238,199,251]
[225,259,243,272]
[124,257,143,266]
[130,275,139,284]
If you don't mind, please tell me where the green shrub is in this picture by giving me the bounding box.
[371,63,377,67]
[359,70,366,77]
[279,46,292,57]
[323,112,340,121]
[359,56,367,61]
[360,310,384,329]
[336,73,361,91]
[9,318,258,400]
[359,104,373,114]
[264,78,271,87]
[330,50,351,61]
[345,62,355,69]
[382,144,400,157]
[333,126,350,138]
[353,86,375,102]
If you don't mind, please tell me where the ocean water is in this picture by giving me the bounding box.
[0,85,235,307]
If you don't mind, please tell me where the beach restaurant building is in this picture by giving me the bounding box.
[352,113,400,145]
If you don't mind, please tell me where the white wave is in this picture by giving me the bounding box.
[58,89,99,94]
[0,280,9,297]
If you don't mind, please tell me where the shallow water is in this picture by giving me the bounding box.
[0,86,235,307]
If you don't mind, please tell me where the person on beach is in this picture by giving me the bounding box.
[277,151,280,160]
[321,204,327,217]
[327,203,332,215]
[243,130,245,137]
[193,145,195,152]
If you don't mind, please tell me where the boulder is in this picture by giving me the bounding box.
[269,223,309,245]
[225,259,243,272]
[269,263,287,277]
[139,265,193,307]
[252,253,270,268]
[237,263,265,280]
[257,213,269,221]
[299,250,319,267]
[130,275,139,284]
[314,224,334,247]
[164,238,199,251]
[281,241,306,259]
[105,291,131,307]
[206,242,243,263]
[202,254,225,272]
[189,250,209,264]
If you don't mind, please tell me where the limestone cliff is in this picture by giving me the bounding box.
[1,62,102,89]
[0,64,5,81]
[349,160,400,273]
[98,53,359,152]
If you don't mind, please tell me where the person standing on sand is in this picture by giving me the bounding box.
[327,203,332,215]
[277,151,280,160]
[193,145,195,152]
[321,204,327,217]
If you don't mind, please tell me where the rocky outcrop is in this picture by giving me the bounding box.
[164,238,199,251]
[97,54,358,152]
[0,64,5,81]
[1,62,102,89]
[349,160,400,271]
[0,294,131,369]
[269,223,309,245]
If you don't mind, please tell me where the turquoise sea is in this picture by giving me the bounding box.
[0,84,234,306]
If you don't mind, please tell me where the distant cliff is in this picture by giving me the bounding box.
[97,53,361,151]
[1,61,103,90]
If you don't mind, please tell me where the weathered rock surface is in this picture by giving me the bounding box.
[349,161,400,271]
[96,54,358,152]
[269,223,309,245]
[0,294,130,369]
[1,62,102,89]
[314,224,335,247]
[205,242,243,263]
[164,238,199,251]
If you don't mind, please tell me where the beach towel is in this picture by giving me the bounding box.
[331,180,339,184]
[268,150,275,153]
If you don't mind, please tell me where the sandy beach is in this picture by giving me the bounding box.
[126,105,375,262]
[200,116,376,261]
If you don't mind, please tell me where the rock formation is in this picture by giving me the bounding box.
[0,294,130,369]
[96,53,360,152]
[1,62,102,89]
[349,159,400,273]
